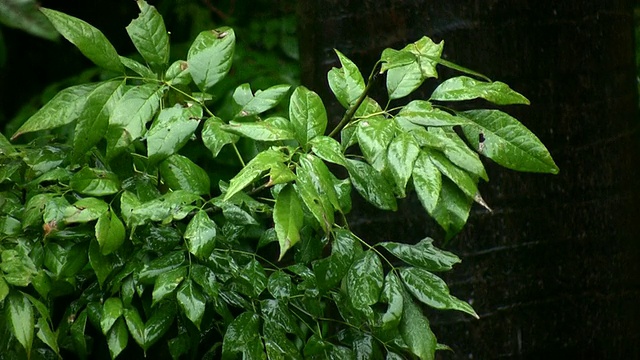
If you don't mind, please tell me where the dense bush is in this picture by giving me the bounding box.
[0,2,557,359]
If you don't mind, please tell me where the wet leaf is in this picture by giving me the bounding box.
[64,197,109,224]
[184,210,217,259]
[107,318,128,359]
[379,272,403,330]
[356,116,395,171]
[345,159,397,211]
[267,271,293,299]
[400,294,437,360]
[126,0,169,71]
[234,84,291,117]
[89,239,115,286]
[222,311,264,359]
[431,76,529,105]
[95,209,126,255]
[224,148,287,200]
[394,100,466,127]
[346,251,383,318]
[152,267,187,306]
[36,316,59,356]
[147,105,201,165]
[387,132,420,197]
[432,179,473,239]
[379,238,460,271]
[295,155,335,232]
[412,151,442,214]
[202,116,238,157]
[138,251,186,284]
[310,135,347,167]
[274,184,304,260]
[70,167,120,196]
[8,291,34,355]
[101,297,123,335]
[222,116,295,141]
[177,279,206,329]
[165,60,191,85]
[159,154,210,195]
[289,86,327,147]
[188,27,235,91]
[328,49,366,109]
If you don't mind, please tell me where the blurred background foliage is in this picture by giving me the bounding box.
[0,0,299,136]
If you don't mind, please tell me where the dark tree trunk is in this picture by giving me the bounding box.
[298,1,640,359]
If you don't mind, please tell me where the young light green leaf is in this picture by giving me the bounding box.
[187,27,235,91]
[222,311,264,358]
[356,116,395,171]
[40,8,123,73]
[289,86,327,147]
[431,76,529,105]
[234,84,291,117]
[386,61,423,100]
[222,116,295,141]
[202,116,239,157]
[101,297,123,335]
[406,36,443,79]
[73,80,125,159]
[380,48,416,73]
[0,276,9,302]
[120,56,155,78]
[11,83,100,140]
[346,251,384,318]
[184,210,217,259]
[327,49,366,109]
[400,293,437,360]
[177,279,206,329]
[400,267,478,318]
[8,291,34,355]
[159,154,210,195]
[387,132,420,197]
[379,272,403,330]
[224,149,287,200]
[126,0,170,71]
[345,159,397,211]
[460,109,559,174]
[274,184,304,260]
[394,100,467,127]
[70,167,120,196]
[107,318,128,360]
[432,179,473,240]
[152,267,187,306]
[379,238,460,271]
[95,209,125,255]
[147,105,202,165]
[310,135,347,167]
[64,197,109,224]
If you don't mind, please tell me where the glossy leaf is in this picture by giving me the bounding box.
[101,297,123,335]
[428,127,488,181]
[431,76,529,105]
[202,116,238,157]
[234,84,291,117]
[95,209,126,255]
[428,150,483,207]
[177,279,206,329]
[295,155,335,232]
[138,251,186,284]
[222,116,295,141]
[184,210,216,258]
[124,307,145,349]
[191,264,218,298]
[310,135,347,166]
[89,239,114,286]
[345,159,397,211]
[158,154,210,195]
[346,251,384,318]
[274,184,304,260]
[70,167,120,196]
[224,148,287,200]
[165,60,191,85]
[8,291,34,355]
[36,317,59,356]
[236,259,267,298]
[328,49,366,109]
[432,179,473,239]
[267,271,293,300]
[187,27,235,91]
[460,109,559,174]
[0,277,8,302]
[145,304,177,349]
[400,294,437,360]
[412,151,442,214]
[120,56,155,78]
[379,238,460,271]
[130,190,200,226]
[64,197,109,224]
[313,229,360,292]
[400,267,478,318]
[152,267,187,306]
[387,60,423,100]
[380,48,416,72]
[356,116,395,171]
[107,318,128,360]
[11,83,99,139]
[394,100,466,127]
[407,36,443,78]
[379,272,403,330]
[147,105,201,164]
[222,311,264,359]
[73,80,125,159]
[40,8,123,72]
[126,0,169,71]
[289,86,327,147]
[387,132,420,197]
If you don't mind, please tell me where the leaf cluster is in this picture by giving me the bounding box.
[0,2,557,359]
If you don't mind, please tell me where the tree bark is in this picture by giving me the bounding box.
[298,1,640,358]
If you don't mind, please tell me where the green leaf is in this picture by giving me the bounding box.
[386,60,423,100]
[71,310,88,358]
[63,197,109,224]
[353,333,382,360]
[95,209,125,255]
[11,83,99,140]
[152,266,186,306]
[310,135,347,167]
[73,80,126,159]
[187,27,235,92]
[407,36,444,78]
[345,159,397,211]
[224,148,287,200]
[387,132,420,197]
[394,100,467,127]
[40,7,123,73]
[222,311,264,359]
[356,116,395,171]
[313,229,360,292]
[400,294,437,360]
[126,0,170,71]
[190,264,218,298]
[159,154,210,195]
[0,132,15,155]
[289,86,327,147]
[380,48,416,73]
[89,239,114,286]
[70,167,120,196]
[427,127,488,181]
[327,49,366,109]
[379,272,403,330]
[400,267,477,318]
[234,84,291,117]
[412,150,442,214]
[101,297,123,335]
[124,307,145,349]
[120,56,155,78]
[274,184,304,260]
[267,271,293,300]
[346,251,384,318]
[261,299,299,335]
[202,116,238,157]
[0,0,59,40]
[8,291,34,355]
[0,276,9,302]
[432,179,473,239]
[36,317,59,356]
[295,155,336,232]
[165,60,191,85]
[107,84,165,158]
[177,279,207,329]
[107,318,128,360]
[184,210,217,259]
[460,109,559,174]
[130,190,200,226]
[138,251,186,284]
[145,304,177,348]
[236,259,267,298]
[379,238,460,271]
[43,196,70,226]
[147,105,201,164]
[264,329,302,360]
[431,76,530,105]
[427,150,480,204]
[222,116,295,141]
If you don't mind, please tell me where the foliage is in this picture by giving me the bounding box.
[0,2,557,359]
